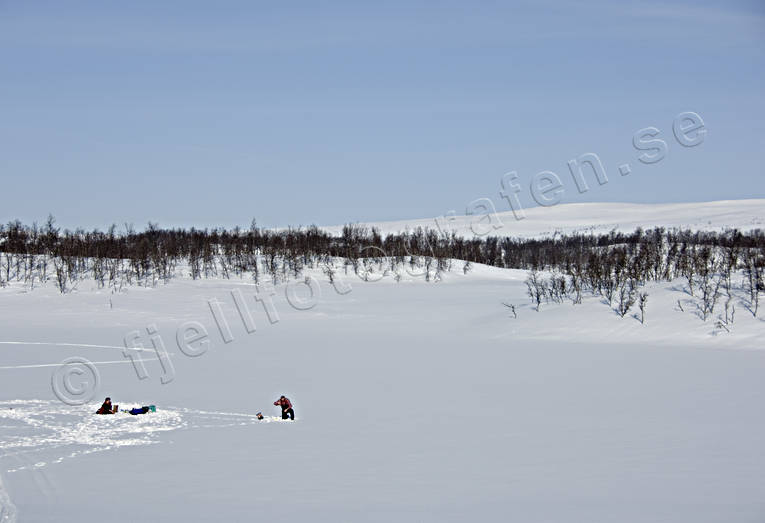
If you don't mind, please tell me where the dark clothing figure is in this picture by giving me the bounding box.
[274,396,294,420]
[128,407,150,415]
[274,396,292,410]
[96,398,115,415]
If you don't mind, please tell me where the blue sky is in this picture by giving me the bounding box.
[1,0,763,230]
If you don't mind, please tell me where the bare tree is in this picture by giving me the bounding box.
[638,292,648,324]
[526,271,544,311]
[53,257,68,294]
[502,302,517,318]
[743,251,762,317]
[617,284,636,317]
[723,295,735,326]
[699,273,722,321]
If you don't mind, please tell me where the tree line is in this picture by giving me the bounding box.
[0,216,763,321]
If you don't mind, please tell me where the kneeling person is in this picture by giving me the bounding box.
[274,395,294,420]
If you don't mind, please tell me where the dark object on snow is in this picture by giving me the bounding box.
[96,397,116,415]
[256,412,264,420]
[126,405,156,415]
[274,395,294,420]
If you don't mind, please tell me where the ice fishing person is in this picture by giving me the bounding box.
[274,395,294,420]
[96,397,116,415]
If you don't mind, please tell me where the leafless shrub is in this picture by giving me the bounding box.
[638,292,648,324]
[617,284,636,317]
[502,302,517,318]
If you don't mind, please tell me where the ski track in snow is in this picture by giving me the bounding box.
[0,341,155,353]
[0,341,170,370]
[0,359,160,370]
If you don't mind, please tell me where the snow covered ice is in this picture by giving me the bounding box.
[1,201,765,522]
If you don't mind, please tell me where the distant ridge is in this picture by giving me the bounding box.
[323,199,765,239]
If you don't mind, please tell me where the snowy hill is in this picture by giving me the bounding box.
[323,199,765,238]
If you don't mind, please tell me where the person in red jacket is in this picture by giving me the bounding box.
[274,395,294,420]
[96,397,116,415]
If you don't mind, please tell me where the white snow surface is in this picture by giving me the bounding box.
[322,199,765,238]
[1,200,765,522]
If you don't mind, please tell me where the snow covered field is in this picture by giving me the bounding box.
[1,199,765,522]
